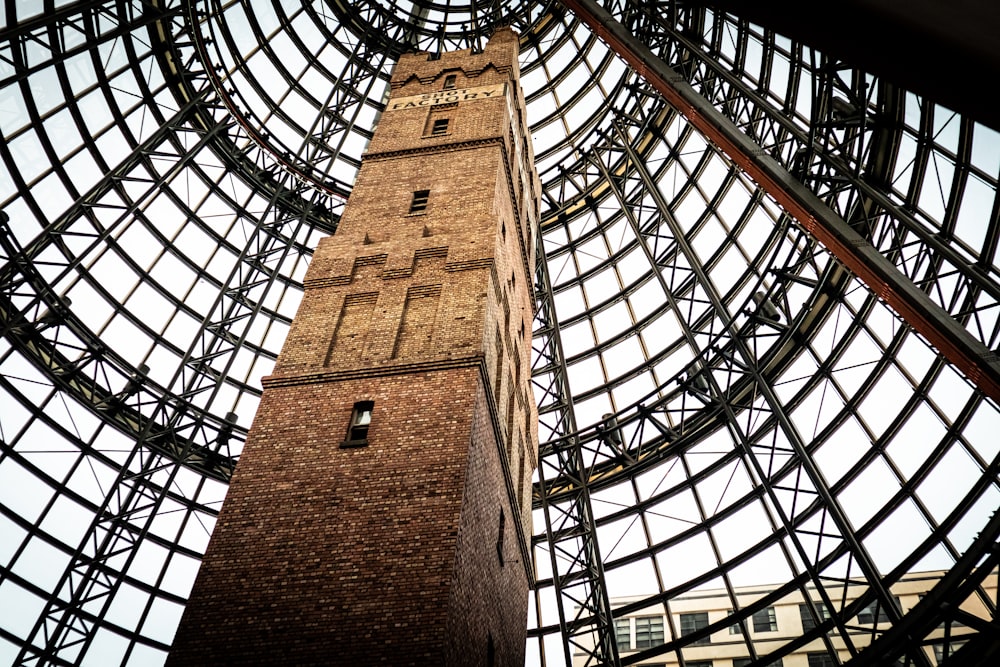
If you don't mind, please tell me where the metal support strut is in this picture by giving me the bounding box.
[557,0,1000,403]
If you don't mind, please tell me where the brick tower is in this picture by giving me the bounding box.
[167,28,539,666]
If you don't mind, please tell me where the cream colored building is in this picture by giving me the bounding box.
[576,571,997,666]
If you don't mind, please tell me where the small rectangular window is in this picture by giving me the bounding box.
[341,400,373,447]
[807,653,835,667]
[614,618,631,652]
[634,615,664,649]
[679,612,709,645]
[933,642,965,662]
[443,74,457,89]
[409,189,430,214]
[752,606,778,632]
[728,613,741,634]
[799,603,831,632]
[496,509,505,565]
[857,598,893,625]
[431,118,450,135]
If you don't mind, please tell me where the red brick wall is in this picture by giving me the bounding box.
[445,378,532,667]
[168,27,538,666]
[168,370,491,665]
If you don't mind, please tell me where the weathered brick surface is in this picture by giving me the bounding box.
[168,371,501,665]
[168,27,539,666]
[445,377,530,666]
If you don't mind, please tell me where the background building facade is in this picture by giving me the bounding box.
[584,571,999,667]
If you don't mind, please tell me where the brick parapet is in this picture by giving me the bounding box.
[388,26,519,89]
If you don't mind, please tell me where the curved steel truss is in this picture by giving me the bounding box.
[1,1,998,666]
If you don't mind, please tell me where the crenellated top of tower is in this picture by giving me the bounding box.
[390,27,520,89]
[347,26,539,322]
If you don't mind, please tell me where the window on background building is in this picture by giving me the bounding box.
[933,641,966,663]
[856,596,898,624]
[734,658,783,667]
[342,400,373,447]
[614,618,631,652]
[634,615,664,649]
[679,612,710,645]
[752,606,777,632]
[806,652,836,667]
[409,189,430,214]
[727,612,741,634]
[799,603,832,632]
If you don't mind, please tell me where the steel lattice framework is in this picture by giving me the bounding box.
[1,1,998,666]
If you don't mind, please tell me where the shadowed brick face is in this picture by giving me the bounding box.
[167,28,539,667]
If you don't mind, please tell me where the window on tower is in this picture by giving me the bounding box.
[496,509,505,565]
[431,118,450,135]
[341,400,374,447]
[443,74,457,89]
[424,108,453,137]
[409,190,430,214]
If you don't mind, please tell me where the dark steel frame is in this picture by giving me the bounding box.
[0,1,998,666]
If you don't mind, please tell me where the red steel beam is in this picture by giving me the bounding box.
[558,0,1000,403]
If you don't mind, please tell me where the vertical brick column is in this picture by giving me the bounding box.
[167,27,540,667]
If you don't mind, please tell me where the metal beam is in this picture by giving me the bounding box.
[558,0,1000,402]
[684,0,1000,133]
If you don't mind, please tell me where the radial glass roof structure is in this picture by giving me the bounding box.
[2,2,999,666]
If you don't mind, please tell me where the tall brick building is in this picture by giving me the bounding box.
[167,28,539,666]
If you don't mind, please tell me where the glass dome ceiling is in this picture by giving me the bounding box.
[1,1,999,666]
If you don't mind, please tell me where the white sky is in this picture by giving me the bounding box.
[1,2,998,666]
